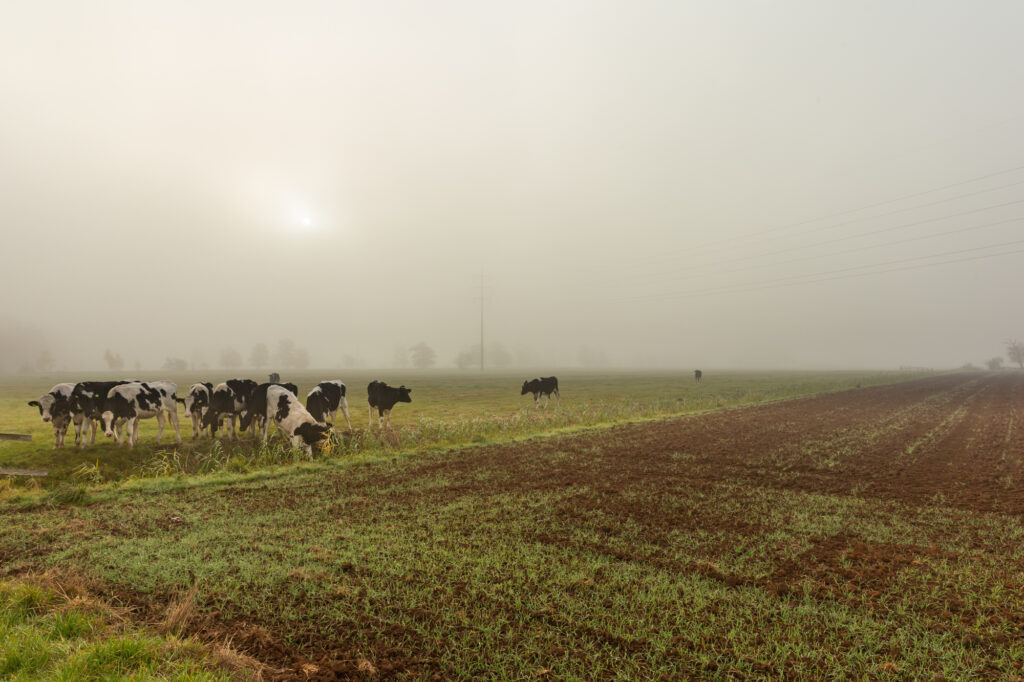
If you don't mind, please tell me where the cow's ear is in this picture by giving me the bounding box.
[28,400,40,407]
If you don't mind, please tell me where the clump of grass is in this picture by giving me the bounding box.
[43,483,89,507]
[0,575,233,681]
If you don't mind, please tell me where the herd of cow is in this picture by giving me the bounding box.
[25,375,562,456]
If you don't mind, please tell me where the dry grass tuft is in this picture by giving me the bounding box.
[212,641,268,680]
[161,581,199,635]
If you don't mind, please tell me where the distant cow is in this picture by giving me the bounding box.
[178,382,215,439]
[521,376,559,408]
[367,380,411,428]
[27,383,77,448]
[306,380,352,429]
[203,378,259,439]
[694,369,702,383]
[100,381,181,448]
[69,380,132,448]
[257,384,331,456]
[238,382,299,436]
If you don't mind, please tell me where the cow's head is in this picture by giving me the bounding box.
[520,381,531,396]
[397,386,412,403]
[28,393,64,423]
[294,421,331,446]
[100,409,117,437]
[201,408,220,430]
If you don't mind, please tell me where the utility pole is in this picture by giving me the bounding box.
[479,271,485,372]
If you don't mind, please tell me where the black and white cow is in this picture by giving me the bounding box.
[202,379,259,439]
[694,369,703,383]
[100,381,181,448]
[237,382,297,436]
[306,380,351,429]
[260,385,331,456]
[367,380,411,428]
[27,383,76,448]
[521,376,559,408]
[177,382,214,439]
[68,381,133,449]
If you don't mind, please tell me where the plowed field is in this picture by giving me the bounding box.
[3,372,1024,679]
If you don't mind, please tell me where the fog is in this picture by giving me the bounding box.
[3,1,1023,373]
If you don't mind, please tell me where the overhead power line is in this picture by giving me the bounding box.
[615,239,1024,302]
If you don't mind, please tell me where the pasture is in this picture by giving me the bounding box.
[7,371,1024,679]
[1,370,901,485]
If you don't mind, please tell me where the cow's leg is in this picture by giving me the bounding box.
[168,408,182,444]
[87,419,97,446]
[73,414,84,446]
[555,389,560,405]
[339,397,352,429]
[227,414,236,440]
[534,393,540,408]
[544,393,550,409]
[53,424,63,448]
[190,413,199,439]
[369,405,374,428]
[154,411,166,444]
[127,418,138,448]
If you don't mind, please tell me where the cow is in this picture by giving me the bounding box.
[68,380,132,448]
[100,381,181,448]
[238,382,299,436]
[202,379,259,439]
[521,376,559,408]
[367,380,411,428]
[177,382,214,439]
[306,380,351,429]
[694,369,703,383]
[27,383,76,448]
[257,384,331,456]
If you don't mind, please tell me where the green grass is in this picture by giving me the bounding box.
[1,369,916,485]
[0,576,234,681]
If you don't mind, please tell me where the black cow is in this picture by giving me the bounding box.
[306,380,352,429]
[694,369,702,383]
[69,380,132,448]
[202,378,259,439]
[521,376,559,408]
[367,380,411,428]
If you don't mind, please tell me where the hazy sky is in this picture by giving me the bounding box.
[3,1,1023,371]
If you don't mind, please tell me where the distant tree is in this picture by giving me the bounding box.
[960,362,979,371]
[455,345,479,370]
[34,349,55,373]
[986,357,1004,371]
[410,342,436,369]
[220,346,243,369]
[1007,340,1024,369]
[249,342,270,368]
[103,349,124,371]
[162,357,188,372]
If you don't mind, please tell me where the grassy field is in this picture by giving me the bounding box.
[1,369,912,486]
[12,369,1019,680]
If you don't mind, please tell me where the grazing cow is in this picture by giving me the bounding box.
[367,380,411,428]
[100,381,181,448]
[521,376,559,408]
[202,379,259,439]
[306,380,352,429]
[177,382,214,439]
[694,369,703,383]
[69,380,132,448]
[238,382,298,435]
[259,384,331,456]
[27,383,76,448]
